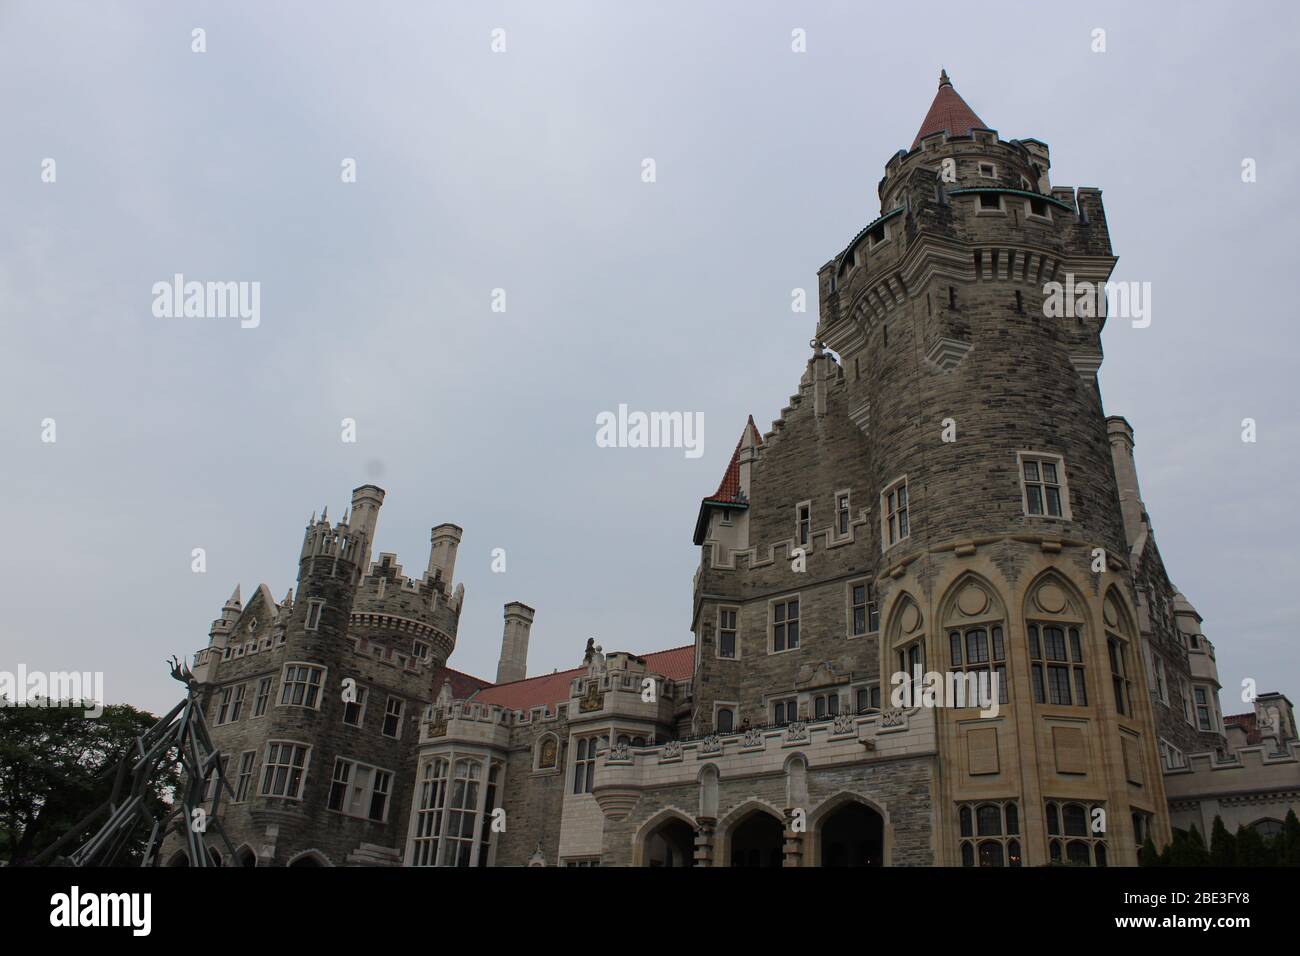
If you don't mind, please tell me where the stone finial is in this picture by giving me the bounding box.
[939,68,951,87]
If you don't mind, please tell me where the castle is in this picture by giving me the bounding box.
[163,73,1300,868]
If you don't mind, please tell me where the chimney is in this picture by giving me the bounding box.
[428,523,463,584]
[350,485,385,567]
[496,602,535,684]
[1106,416,1146,548]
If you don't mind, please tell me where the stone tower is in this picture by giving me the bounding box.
[167,485,466,867]
[691,71,1169,866]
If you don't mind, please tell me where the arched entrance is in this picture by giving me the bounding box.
[644,818,696,867]
[729,811,784,867]
[820,801,884,867]
[235,845,258,867]
[287,851,327,867]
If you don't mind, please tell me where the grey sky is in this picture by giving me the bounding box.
[2,0,1297,718]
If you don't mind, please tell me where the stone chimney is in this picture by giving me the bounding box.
[350,485,385,567]
[496,602,536,684]
[427,523,463,584]
[1106,416,1146,548]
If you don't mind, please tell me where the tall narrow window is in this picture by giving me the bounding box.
[234,750,255,802]
[718,607,738,659]
[1194,686,1214,731]
[228,684,246,722]
[772,598,800,652]
[573,737,600,794]
[1020,454,1067,518]
[382,696,405,738]
[717,707,735,733]
[260,742,309,799]
[215,686,235,725]
[836,493,851,535]
[439,759,482,867]
[343,684,368,726]
[252,676,272,717]
[305,599,324,631]
[883,478,909,548]
[797,504,811,546]
[412,759,449,866]
[850,581,879,636]
[1108,638,1132,716]
[773,697,797,724]
[1028,624,1086,706]
[898,642,925,701]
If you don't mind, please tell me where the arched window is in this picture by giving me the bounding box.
[1045,800,1107,866]
[949,626,1008,704]
[957,800,1020,866]
[1251,819,1285,840]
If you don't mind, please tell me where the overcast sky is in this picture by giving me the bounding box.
[2,0,1297,718]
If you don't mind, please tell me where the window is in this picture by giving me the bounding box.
[897,641,925,701]
[233,750,255,803]
[412,759,449,866]
[958,800,1020,867]
[718,606,738,659]
[1150,652,1168,704]
[412,641,429,661]
[477,763,501,867]
[279,664,324,709]
[1028,624,1086,706]
[1132,810,1154,850]
[978,192,1003,211]
[882,478,909,548]
[228,684,246,722]
[773,697,798,724]
[836,492,851,535]
[855,684,881,713]
[1194,686,1215,732]
[716,706,735,733]
[252,676,272,717]
[439,759,484,867]
[343,683,368,727]
[867,222,888,246]
[573,736,601,794]
[1020,454,1068,518]
[215,686,238,725]
[772,598,800,652]
[204,753,229,802]
[1159,739,1184,770]
[1108,638,1133,717]
[305,599,324,631]
[1181,678,1194,726]
[797,503,811,546]
[718,508,733,527]
[849,581,879,636]
[1045,800,1107,866]
[382,696,405,738]
[978,162,996,178]
[1027,196,1051,220]
[949,626,1009,705]
[327,758,393,822]
[260,741,309,799]
[813,693,840,718]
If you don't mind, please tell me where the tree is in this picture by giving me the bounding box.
[1282,809,1300,867]
[1138,836,1160,867]
[0,698,178,865]
[1234,824,1269,867]
[1209,816,1236,867]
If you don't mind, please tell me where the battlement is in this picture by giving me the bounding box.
[299,511,367,567]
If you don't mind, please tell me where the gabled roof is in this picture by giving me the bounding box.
[431,665,493,701]
[471,645,694,713]
[694,417,762,544]
[912,69,987,149]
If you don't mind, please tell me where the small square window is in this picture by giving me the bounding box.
[979,192,1002,211]
[978,163,996,177]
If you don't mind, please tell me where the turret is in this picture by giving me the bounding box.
[427,523,463,586]
[349,484,386,568]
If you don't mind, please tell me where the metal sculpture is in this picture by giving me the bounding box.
[33,656,238,867]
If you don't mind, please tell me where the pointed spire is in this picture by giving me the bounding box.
[912,69,987,149]
[282,588,293,607]
[320,506,328,523]
[225,585,242,608]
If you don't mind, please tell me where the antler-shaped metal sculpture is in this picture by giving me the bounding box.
[33,657,238,867]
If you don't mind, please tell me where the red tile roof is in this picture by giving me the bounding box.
[704,416,762,506]
[912,70,987,149]
[431,665,493,701]
[472,645,695,713]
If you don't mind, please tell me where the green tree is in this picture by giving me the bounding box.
[0,698,177,865]
[1209,816,1236,867]
[1282,809,1300,867]
[1234,824,1269,866]
[1138,836,1160,867]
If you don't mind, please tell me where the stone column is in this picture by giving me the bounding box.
[783,811,805,867]
[693,817,716,867]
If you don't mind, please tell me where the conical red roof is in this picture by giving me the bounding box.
[706,416,762,504]
[912,70,987,149]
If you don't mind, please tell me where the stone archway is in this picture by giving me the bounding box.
[235,844,258,867]
[644,817,697,867]
[728,810,785,867]
[286,849,331,867]
[819,800,884,866]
